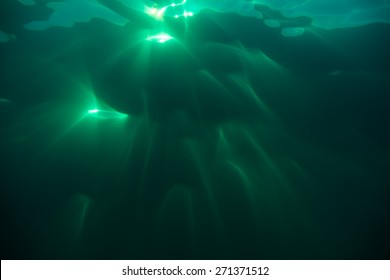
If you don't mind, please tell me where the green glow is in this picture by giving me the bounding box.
[145,6,167,20]
[174,11,194,19]
[87,108,128,119]
[145,0,188,20]
[146,33,174,43]
[171,0,187,7]
[88,109,100,114]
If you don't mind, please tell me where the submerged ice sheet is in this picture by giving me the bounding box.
[20,0,390,31]
[251,0,390,29]
[17,0,36,6]
[24,0,130,30]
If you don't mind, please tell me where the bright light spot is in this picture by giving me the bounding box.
[145,6,167,20]
[147,7,157,15]
[87,109,128,119]
[183,11,193,17]
[146,33,174,43]
[157,7,167,17]
[146,0,188,20]
[171,0,186,7]
[173,11,194,19]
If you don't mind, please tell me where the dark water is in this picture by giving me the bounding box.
[1,1,390,259]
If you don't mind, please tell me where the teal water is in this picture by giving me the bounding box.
[1,0,390,259]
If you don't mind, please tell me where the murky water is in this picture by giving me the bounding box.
[1,0,390,259]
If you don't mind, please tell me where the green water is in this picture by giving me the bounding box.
[1,0,390,259]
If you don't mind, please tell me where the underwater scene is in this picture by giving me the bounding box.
[1,0,390,259]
